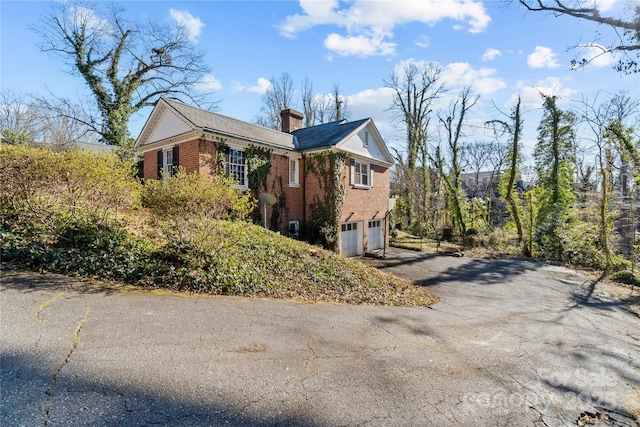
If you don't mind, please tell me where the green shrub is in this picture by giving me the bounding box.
[142,169,256,255]
[2,215,155,281]
[563,221,627,270]
[0,145,140,239]
[1,145,147,281]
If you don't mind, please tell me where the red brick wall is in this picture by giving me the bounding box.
[302,156,332,224]
[178,139,200,173]
[141,138,206,180]
[262,154,305,235]
[143,150,158,180]
[340,159,390,251]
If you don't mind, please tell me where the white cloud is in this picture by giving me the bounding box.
[347,87,396,141]
[527,46,560,69]
[416,35,430,49]
[574,43,618,68]
[169,9,205,43]
[278,0,491,57]
[442,62,507,95]
[233,77,271,94]
[194,74,222,92]
[324,33,396,57]
[595,0,617,12]
[70,6,110,33]
[482,48,501,61]
[507,77,575,111]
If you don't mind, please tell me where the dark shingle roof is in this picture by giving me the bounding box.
[292,118,368,151]
[163,98,296,150]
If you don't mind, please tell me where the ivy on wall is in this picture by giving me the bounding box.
[245,146,272,192]
[305,151,346,251]
[245,145,272,226]
[270,176,286,231]
[198,139,350,244]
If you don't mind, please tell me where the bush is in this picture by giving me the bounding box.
[0,145,140,239]
[1,145,147,281]
[141,169,256,255]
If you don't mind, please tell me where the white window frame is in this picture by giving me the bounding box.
[163,148,174,177]
[351,160,374,188]
[227,148,248,189]
[289,158,299,187]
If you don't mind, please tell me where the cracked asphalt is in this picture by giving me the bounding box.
[2,248,639,426]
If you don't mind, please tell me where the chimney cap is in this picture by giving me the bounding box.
[280,108,303,119]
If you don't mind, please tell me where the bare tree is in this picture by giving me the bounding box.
[580,92,639,260]
[385,62,446,230]
[313,94,332,124]
[328,83,350,122]
[487,97,526,252]
[34,2,212,147]
[255,73,296,130]
[435,86,479,238]
[31,98,101,149]
[518,0,640,73]
[0,90,99,148]
[385,63,445,170]
[461,141,495,197]
[0,90,38,145]
[301,76,315,127]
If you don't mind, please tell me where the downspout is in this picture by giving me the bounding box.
[302,154,307,234]
[383,209,392,258]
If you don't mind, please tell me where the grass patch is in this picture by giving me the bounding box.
[390,231,463,253]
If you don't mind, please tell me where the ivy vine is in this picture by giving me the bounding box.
[245,146,272,193]
[305,151,346,251]
[245,145,272,226]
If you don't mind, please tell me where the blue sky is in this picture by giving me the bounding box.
[1,0,637,160]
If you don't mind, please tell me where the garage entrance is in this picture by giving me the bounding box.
[340,222,363,257]
[367,219,384,251]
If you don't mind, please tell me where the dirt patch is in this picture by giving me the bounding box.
[598,279,640,318]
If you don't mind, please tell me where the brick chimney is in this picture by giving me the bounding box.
[280,109,303,133]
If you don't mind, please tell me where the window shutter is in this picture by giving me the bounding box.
[157,150,163,179]
[370,164,374,187]
[350,158,355,185]
[172,146,179,174]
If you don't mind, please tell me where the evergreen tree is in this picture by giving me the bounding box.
[533,95,578,260]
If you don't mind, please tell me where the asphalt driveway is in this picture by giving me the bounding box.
[2,248,639,426]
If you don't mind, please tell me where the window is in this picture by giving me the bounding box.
[288,221,300,238]
[157,146,179,179]
[341,222,358,232]
[289,158,299,186]
[351,159,374,188]
[364,130,369,147]
[227,148,247,189]
[164,149,173,175]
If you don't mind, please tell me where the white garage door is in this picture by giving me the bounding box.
[368,219,384,251]
[340,222,362,257]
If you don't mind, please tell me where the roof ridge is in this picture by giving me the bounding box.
[162,97,289,137]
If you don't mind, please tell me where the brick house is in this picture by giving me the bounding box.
[135,97,394,256]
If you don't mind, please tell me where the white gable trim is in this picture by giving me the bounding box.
[336,121,393,167]
[135,99,196,148]
[137,130,202,153]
